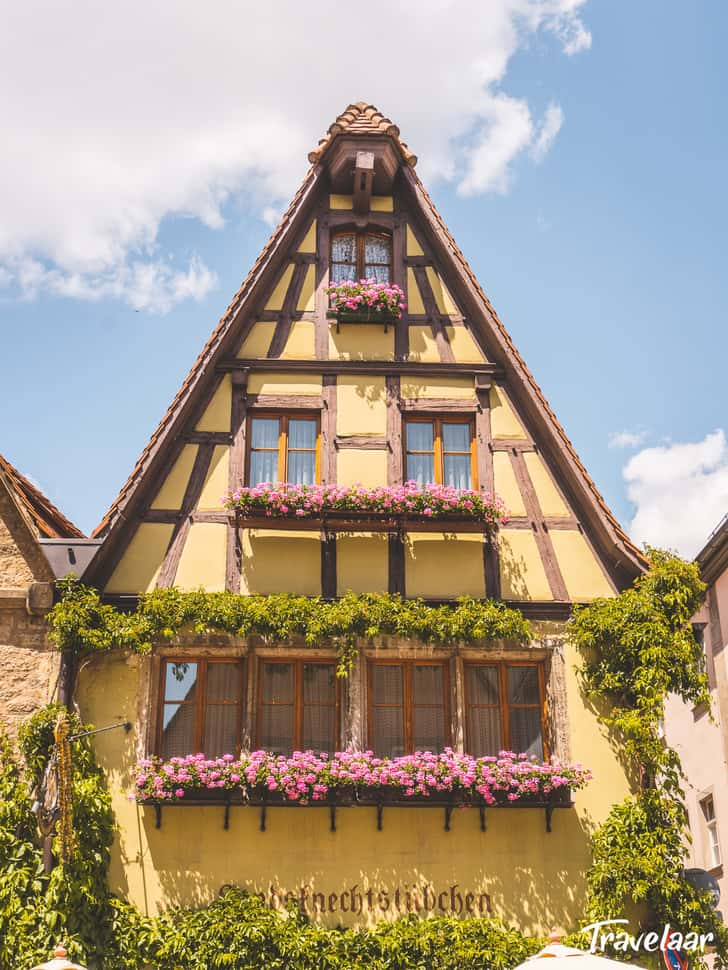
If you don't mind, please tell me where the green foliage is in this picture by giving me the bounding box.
[49,581,531,675]
[571,550,727,964]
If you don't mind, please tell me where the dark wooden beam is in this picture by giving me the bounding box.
[400,398,478,413]
[321,375,337,484]
[185,431,232,445]
[247,394,324,410]
[219,358,500,378]
[386,375,403,485]
[510,452,569,602]
[226,370,249,593]
[321,531,337,597]
[335,435,389,451]
[475,384,500,599]
[490,439,536,453]
[353,151,375,213]
[157,443,215,589]
[267,261,310,359]
[412,265,455,364]
[315,210,330,360]
[388,534,405,596]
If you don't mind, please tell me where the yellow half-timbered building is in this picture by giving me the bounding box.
[78,103,645,932]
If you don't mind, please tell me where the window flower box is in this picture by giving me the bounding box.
[224,482,508,530]
[326,279,406,332]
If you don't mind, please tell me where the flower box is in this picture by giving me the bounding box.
[326,306,398,331]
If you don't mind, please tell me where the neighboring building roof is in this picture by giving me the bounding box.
[89,102,645,587]
[308,101,417,167]
[696,513,728,587]
[39,538,102,580]
[0,454,83,539]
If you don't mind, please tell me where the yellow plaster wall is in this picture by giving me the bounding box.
[337,533,388,594]
[406,533,485,599]
[296,265,316,312]
[175,523,227,592]
[329,325,395,361]
[105,524,174,594]
[264,263,294,312]
[493,453,527,517]
[425,267,458,315]
[337,449,388,487]
[446,326,488,363]
[406,225,424,256]
[336,376,387,435]
[498,529,551,601]
[523,453,570,517]
[237,322,275,359]
[150,445,197,510]
[408,325,440,363]
[550,531,615,600]
[196,376,232,433]
[281,321,316,359]
[247,373,322,397]
[406,268,426,315]
[328,195,393,212]
[490,386,528,439]
[401,378,475,400]
[198,446,230,510]
[78,639,631,933]
[329,194,353,209]
[298,219,317,253]
[240,529,321,595]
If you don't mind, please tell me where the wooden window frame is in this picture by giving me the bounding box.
[367,659,451,755]
[403,415,478,488]
[463,661,547,758]
[245,411,321,486]
[156,657,245,757]
[256,658,341,754]
[330,229,392,283]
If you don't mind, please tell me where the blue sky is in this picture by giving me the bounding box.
[1,1,726,554]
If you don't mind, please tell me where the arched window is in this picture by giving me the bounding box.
[330,230,391,284]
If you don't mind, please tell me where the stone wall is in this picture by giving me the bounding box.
[0,606,58,737]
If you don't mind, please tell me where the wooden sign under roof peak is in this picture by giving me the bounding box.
[87,101,645,600]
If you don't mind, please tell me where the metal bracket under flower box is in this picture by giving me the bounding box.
[326,308,398,333]
[147,787,573,835]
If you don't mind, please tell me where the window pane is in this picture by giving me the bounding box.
[303,664,336,705]
[332,234,356,263]
[364,263,389,283]
[164,662,198,703]
[442,423,471,453]
[413,665,444,706]
[331,263,356,284]
[259,704,294,755]
[364,235,390,264]
[249,450,278,486]
[508,667,540,705]
[406,453,435,485]
[204,706,239,758]
[261,663,294,703]
[467,707,502,757]
[509,708,543,758]
[251,418,280,449]
[467,666,499,705]
[443,454,471,489]
[371,665,403,704]
[162,703,196,758]
[372,708,405,759]
[287,451,315,485]
[406,422,434,452]
[413,706,445,752]
[288,419,317,450]
[303,706,335,752]
[206,663,240,703]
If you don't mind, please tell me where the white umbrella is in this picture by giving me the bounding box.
[522,930,648,970]
[29,944,86,970]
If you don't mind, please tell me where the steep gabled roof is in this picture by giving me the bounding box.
[0,453,83,539]
[308,101,417,167]
[89,101,645,587]
[696,513,728,586]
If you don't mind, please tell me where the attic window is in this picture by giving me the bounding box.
[331,230,391,284]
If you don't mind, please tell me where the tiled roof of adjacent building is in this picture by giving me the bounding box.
[696,513,728,586]
[0,453,84,539]
[308,101,417,167]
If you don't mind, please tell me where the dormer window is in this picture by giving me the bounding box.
[331,230,391,284]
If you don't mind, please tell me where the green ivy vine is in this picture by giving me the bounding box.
[48,581,532,676]
[570,549,728,964]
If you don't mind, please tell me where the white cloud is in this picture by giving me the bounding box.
[531,103,564,162]
[623,430,728,558]
[609,428,649,449]
[0,1,589,312]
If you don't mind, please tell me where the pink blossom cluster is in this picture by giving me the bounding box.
[326,279,406,319]
[224,481,508,527]
[134,749,591,805]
